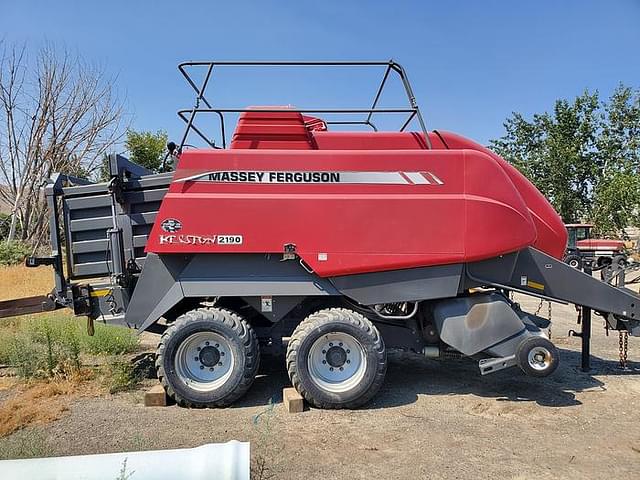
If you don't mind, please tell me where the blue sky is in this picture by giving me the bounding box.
[4,0,639,147]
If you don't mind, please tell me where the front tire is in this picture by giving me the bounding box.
[286,308,386,409]
[516,336,559,378]
[156,307,259,407]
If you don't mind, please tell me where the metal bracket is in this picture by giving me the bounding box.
[478,355,517,375]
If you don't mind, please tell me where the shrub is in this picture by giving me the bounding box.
[84,324,139,355]
[0,241,30,266]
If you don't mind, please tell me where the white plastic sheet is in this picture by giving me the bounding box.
[0,440,249,480]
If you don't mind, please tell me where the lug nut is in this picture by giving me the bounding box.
[205,341,210,346]
[218,362,222,366]
[329,343,333,347]
[339,342,343,347]
[194,357,199,361]
[209,368,214,372]
[346,360,351,364]
[322,360,327,364]
[220,352,225,356]
[197,347,201,351]
[200,365,204,370]
[329,367,334,371]
[322,350,326,354]
[215,343,219,348]
[346,349,350,354]
[339,367,343,371]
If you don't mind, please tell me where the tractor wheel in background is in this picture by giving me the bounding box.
[156,307,259,407]
[516,336,559,378]
[286,308,386,409]
[613,254,627,268]
[565,254,583,270]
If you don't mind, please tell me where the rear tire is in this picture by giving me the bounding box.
[156,307,259,407]
[516,336,559,378]
[286,308,386,409]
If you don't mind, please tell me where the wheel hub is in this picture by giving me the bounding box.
[307,332,367,393]
[199,346,220,367]
[528,346,552,371]
[326,346,347,367]
[174,331,235,392]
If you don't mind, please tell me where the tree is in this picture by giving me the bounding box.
[125,129,168,172]
[490,85,640,235]
[0,42,126,245]
[591,85,640,235]
[100,129,168,180]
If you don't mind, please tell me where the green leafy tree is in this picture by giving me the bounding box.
[490,85,640,235]
[99,129,168,181]
[125,129,168,172]
[592,85,640,234]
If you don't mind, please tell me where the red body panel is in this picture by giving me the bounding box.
[577,239,625,251]
[147,112,567,277]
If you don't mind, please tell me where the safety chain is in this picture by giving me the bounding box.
[533,299,544,316]
[619,331,629,370]
[533,299,553,339]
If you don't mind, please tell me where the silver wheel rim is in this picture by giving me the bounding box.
[175,331,235,392]
[527,346,553,371]
[307,332,367,393]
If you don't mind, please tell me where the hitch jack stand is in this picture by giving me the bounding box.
[569,262,593,371]
[581,306,592,372]
[581,262,593,372]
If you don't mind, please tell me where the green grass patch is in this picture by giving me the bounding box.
[0,312,139,378]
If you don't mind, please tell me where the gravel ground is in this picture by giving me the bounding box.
[1,293,640,479]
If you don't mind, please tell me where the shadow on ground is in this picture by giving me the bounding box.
[232,348,640,410]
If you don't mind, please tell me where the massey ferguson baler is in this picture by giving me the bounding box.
[2,61,639,409]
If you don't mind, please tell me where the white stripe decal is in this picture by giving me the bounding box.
[175,170,443,185]
[405,172,430,184]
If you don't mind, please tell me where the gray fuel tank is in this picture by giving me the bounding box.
[432,292,530,356]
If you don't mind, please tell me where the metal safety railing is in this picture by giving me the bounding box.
[176,60,431,149]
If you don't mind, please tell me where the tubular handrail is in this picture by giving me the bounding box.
[176,60,431,149]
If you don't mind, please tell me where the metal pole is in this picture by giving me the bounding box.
[581,262,592,372]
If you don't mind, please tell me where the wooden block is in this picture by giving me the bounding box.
[283,387,304,413]
[144,384,167,407]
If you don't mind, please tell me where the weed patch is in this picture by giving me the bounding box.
[0,314,139,378]
[102,361,140,394]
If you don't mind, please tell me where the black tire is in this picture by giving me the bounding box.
[286,308,386,409]
[516,336,559,378]
[156,307,259,407]
[565,254,583,270]
[613,254,627,268]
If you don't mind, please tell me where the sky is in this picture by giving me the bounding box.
[3,0,639,147]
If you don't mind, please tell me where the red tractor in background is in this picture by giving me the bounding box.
[564,223,627,270]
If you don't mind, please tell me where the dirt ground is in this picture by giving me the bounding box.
[1,293,640,479]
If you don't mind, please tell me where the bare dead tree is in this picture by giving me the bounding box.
[0,42,126,245]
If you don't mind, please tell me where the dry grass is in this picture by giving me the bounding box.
[0,370,98,438]
[0,264,54,301]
